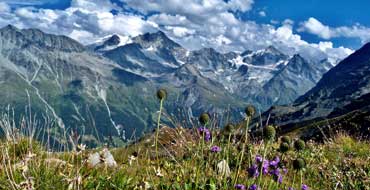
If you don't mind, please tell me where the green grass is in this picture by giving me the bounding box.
[0,129,368,190]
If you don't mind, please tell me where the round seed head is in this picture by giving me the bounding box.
[245,105,256,117]
[281,136,291,144]
[264,125,276,140]
[279,142,290,153]
[199,113,210,125]
[156,89,167,100]
[223,123,235,134]
[293,158,306,170]
[294,139,305,151]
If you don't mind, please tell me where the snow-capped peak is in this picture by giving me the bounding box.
[91,34,132,51]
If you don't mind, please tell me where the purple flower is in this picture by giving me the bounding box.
[288,188,295,190]
[255,155,263,163]
[234,184,245,190]
[301,184,309,190]
[262,160,269,175]
[249,184,258,190]
[283,168,288,174]
[270,168,280,176]
[247,164,259,178]
[270,168,282,183]
[278,175,283,184]
[210,145,221,153]
[198,127,211,142]
[269,156,280,168]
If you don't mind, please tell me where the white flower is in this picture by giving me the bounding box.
[154,167,164,177]
[128,155,137,166]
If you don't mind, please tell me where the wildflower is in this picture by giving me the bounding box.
[249,184,258,190]
[255,155,263,163]
[294,139,305,151]
[199,113,210,125]
[156,89,167,100]
[278,175,283,184]
[128,155,137,165]
[198,127,211,142]
[281,136,291,144]
[269,156,280,168]
[293,158,306,171]
[288,187,295,190]
[279,142,290,153]
[245,105,256,117]
[247,164,259,177]
[270,168,280,176]
[223,123,235,134]
[283,168,288,174]
[264,125,276,140]
[210,145,221,153]
[270,168,283,184]
[235,184,246,190]
[77,144,86,152]
[262,160,269,175]
[301,184,309,190]
[154,167,164,177]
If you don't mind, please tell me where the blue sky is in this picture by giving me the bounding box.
[0,0,369,61]
[247,0,370,49]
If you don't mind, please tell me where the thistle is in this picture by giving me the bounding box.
[223,123,235,135]
[279,142,290,153]
[293,158,306,171]
[294,139,305,152]
[233,105,255,186]
[245,105,256,117]
[264,125,276,141]
[292,158,306,189]
[281,136,292,144]
[199,113,210,126]
[155,88,167,160]
[156,89,167,100]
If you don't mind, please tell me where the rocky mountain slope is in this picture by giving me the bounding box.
[0,25,341,146]
[263,42,370,138]
[93,32,335,111]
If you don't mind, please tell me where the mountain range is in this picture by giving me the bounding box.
[1,24,364,146]
[262,42,370,139]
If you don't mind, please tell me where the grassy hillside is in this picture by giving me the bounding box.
[0,123,368,189]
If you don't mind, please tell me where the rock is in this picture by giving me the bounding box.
[217,159,231,178]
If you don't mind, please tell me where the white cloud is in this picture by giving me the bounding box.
[258,11,266,17]
[299,17,370,43]
[0,0,354,62]
[227,0,254,12]
[0,2,10,12]
[298,17,332,39]
[0,0,59,6]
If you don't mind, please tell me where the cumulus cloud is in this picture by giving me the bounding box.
[0,0,158,44]
[299,17,370,43]
[0,0,59,6]
[0,2,10,12]
[0,0,355,62]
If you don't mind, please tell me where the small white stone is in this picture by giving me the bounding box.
[217,159,231,178]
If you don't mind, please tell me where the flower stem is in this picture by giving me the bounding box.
[155,99,164,161]
[233,117,250,186]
